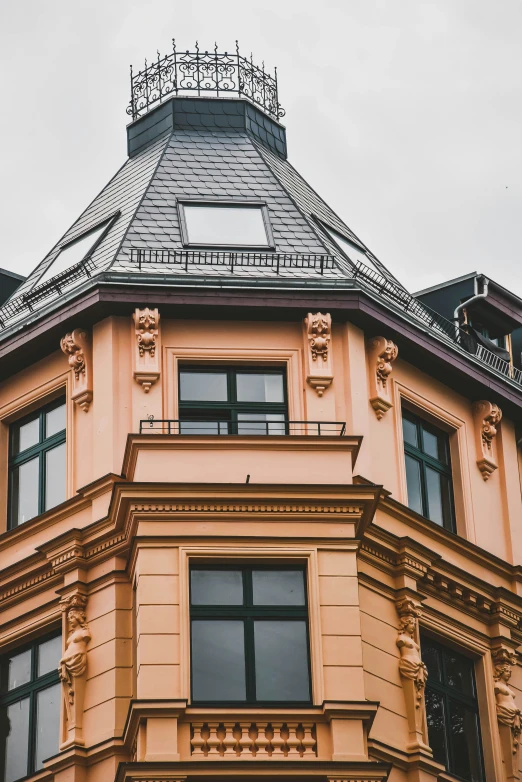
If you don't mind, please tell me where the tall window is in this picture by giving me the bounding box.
[9,398,66,528]
[190,566,311,704]
[422,636,484,782]
[0,634,61,782]
[402,409,455,531]
[178,367,287,434]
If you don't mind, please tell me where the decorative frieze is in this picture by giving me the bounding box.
[59,592,91,749]
[492,647,521,780]
[304,312,333,396]
[60,328,93,411]
[472,400,502,481]
[367,336,398,419]
[190,721,316,758]
[395,598,431,754]
[133,307,161,393]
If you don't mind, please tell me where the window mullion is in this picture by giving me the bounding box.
[244,616,256,702]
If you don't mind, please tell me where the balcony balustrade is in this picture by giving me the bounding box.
[139,419,346,436]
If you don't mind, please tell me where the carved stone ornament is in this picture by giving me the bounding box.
[59,592,91,749]
[303,312,333,396]
[472,400,502,481]
[395,598,431,755]
[492,647,521,779]
[60,328,93,411]
[133,307,161,393]
[367,336,398,419]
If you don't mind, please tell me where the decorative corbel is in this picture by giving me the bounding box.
[60,329,93,412]
[472,400,502,481]
[133,307,161,393]
[396,598,432,755]
[59,592,91,749]
[304,312,333,396]
[367,336,398,419]
[492,646,521,780]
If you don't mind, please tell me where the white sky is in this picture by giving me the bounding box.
[0,0,520,296]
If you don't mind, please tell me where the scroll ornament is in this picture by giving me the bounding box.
[367,336,398,419]
[493,648,521,764]
[304,312,333,397]
[472,400,502,481]
[60,328,93,411]
[396,598,431,754]
[133,307,161,393]
[59,593,91,748]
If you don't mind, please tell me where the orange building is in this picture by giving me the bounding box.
[1,43,522,782]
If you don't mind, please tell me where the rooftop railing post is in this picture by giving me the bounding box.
[173,39,179,95]
[214,43,219,96]
[144,58,150,114]
[157,50,163,104]
[195,41,201,97]
[235,41,242,97]
[129,64,136,120]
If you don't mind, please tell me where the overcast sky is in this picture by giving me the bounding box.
[0,0,520,296]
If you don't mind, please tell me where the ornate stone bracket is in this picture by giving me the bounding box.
[303,312,333,396]
[472,400,502,481]
[60,329,93,411]
[395,598,431,755]
[133,307,161,393]
[59,592,91,749]
[367,336,398,419]
[492,646,521,780]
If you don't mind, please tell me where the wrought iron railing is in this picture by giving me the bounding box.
[129,248,336,274]
[351,260,522,387]
[139,419,346,436]
[127,41,285,121]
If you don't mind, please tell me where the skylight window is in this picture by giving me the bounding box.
[180,203,273,248]
[322,225,380,273]
[34,221,110,289]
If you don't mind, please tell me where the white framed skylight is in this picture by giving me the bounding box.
[34,220,111,289]
[321,224,381,274]
[178,202,274,248]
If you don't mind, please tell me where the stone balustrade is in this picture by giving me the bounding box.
[190,720,317,758]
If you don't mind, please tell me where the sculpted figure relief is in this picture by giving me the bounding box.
[376,339,399,390]
[135,307,159,357]
[493,650,521,756]
[307,312,331,362]
[60,332,86,379]
[481,403,502,451]
[59,595,91,708]
[396,610,428,705]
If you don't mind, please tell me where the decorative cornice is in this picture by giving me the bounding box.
[130,502,364,515]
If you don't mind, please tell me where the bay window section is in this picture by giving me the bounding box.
[190,566,311,704]
[402,409,455,532]
[0,634,61,782]
[178,367,287,435]
[8,398,66,528]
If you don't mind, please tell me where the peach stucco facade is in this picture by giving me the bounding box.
[1,307,522,782]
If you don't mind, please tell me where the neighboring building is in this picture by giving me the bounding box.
[0,268,25,306]
[1,43,522,782]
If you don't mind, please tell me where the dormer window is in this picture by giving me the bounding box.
[179,202,274,249]
[34,219,112,289]
[320,224,382,275]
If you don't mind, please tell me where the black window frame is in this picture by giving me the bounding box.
[189,564,312,706]
[422,634,485,782]
[178,365,288,435]
[8,397,67,530]
[0,631,61,781]
[177,199,275,250]
[402,407,456,532]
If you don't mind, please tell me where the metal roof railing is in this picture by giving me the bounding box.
[139,419,346,436]
[129,248,337,274]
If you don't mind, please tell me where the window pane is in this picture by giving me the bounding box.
[45,403,66,438]
[38,636,62,678]
[179,372,228,402]
[405,455,423,515]
[5,649,31,691]
[252,570,306,606]
[402,416,418,448]
[425,687,447,768]
[36,221,109,288]
[191,620,246,701]
[14,416,40,454]
[184,205,269,246]
[422,427,440,459]
[237,413,285,435]
[448,699,484,782]
[35,683,60,769]
[11,457,39,525]
[236,373,284,403]
[425,467,445,526]
[254,620,310,701]
[1,697,30,782]
[179,420,229,435]
[45,443,66,511]
[443,650,475,697]
[421,641,442,682]
[191,570,243,605]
